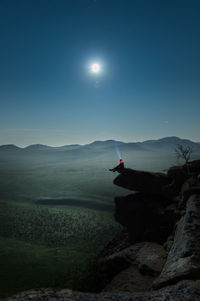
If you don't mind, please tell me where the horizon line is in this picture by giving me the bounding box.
[0,136,199,148]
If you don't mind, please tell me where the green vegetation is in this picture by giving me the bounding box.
[180,209,186,216]
[163,235,174,252]
[0,202,118,246]
[0,201,121,297]
[0,236,104,297]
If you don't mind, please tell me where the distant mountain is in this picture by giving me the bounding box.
[0,144,21,151]
[24,144,53,150]
[0,137,200,153]
[82,137,200,153]
[84,140,124,149]
[141,136,200,152]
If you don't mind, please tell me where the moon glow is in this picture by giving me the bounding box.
[90,63,101,73]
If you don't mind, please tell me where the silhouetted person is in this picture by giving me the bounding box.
[109,159,125,173]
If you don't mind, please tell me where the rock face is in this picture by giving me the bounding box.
[153,193,200,288]
[8,160,200,301]
[114,193,178,243]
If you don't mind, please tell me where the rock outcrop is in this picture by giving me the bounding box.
[114,168,173,197]
[98,159,200,298]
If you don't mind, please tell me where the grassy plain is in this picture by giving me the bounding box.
[0,201,121,297]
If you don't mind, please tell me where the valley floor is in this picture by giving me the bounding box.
[0,201,121,298]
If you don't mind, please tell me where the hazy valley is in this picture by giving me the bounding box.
[1,136,200,297]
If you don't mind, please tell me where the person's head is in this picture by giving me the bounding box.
[120,159,124,164]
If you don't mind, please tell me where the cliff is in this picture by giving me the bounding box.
[7,160,200,300]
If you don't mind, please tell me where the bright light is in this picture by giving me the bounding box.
[90,63,101,73]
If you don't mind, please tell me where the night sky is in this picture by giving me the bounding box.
[0,0,200,146]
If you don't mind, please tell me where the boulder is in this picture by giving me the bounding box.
[100,241,167,293]
[153,194,200,289]
[101,242,166,274]
[99,229,131,258]
[102,265,155,293]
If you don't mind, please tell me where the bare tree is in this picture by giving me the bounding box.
[174,144,193,164]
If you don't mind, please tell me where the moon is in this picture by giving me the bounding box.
[90,62,101,73]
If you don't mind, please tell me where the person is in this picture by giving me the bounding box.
[109,159,125,173]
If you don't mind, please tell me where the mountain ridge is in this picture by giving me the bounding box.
[0,136,198,150]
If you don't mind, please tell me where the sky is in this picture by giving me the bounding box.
[0,0,200,146]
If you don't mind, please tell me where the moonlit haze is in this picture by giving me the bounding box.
[0,0,200,146]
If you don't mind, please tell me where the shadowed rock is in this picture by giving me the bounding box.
[99,229,131,258]
[114,193,177,243]
[102,265,155,293]
[100,242,166,274]
[100,239,167,290]
[114,168,174,197]
[167,165,188,193]
[102,160,200,296]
